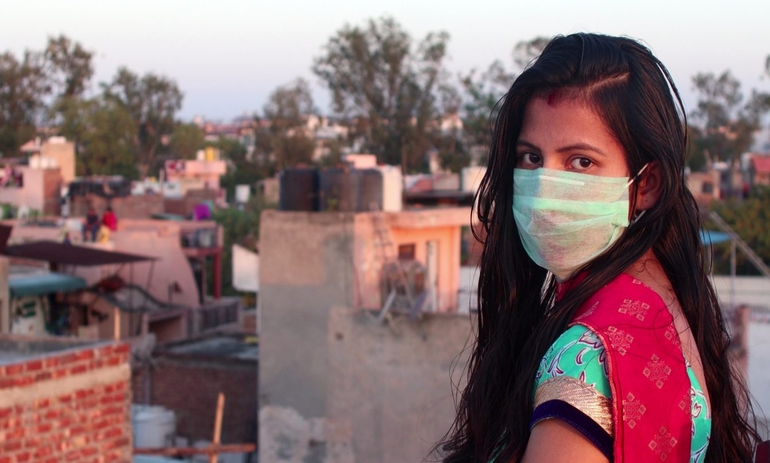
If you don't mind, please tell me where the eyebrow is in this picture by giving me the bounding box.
[516,140,610,158]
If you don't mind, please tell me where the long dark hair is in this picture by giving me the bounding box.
[438,33,759,463]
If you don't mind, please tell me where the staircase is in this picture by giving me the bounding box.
[707,210,770,278]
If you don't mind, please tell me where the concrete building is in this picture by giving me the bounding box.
[131,333,257,456]
[0,163,62,216]
[259,209,472,463]
[165,154,227,196]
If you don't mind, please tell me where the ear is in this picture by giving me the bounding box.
[634,162,662,210]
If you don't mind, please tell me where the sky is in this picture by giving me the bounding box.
[3,0,770,122]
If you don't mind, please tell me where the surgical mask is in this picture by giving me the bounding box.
[512,165,647,282]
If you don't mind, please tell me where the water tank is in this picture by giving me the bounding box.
[235,184,251,204]
[279,168,318,211]
[378,165,403,212]
[318,169,360,212]
[132,405,176,448]
[358,169,383,211]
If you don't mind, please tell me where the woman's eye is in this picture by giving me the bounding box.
[518,152,542,168]
[570,157,593,170]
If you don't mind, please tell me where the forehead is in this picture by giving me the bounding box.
[518,96,624,152]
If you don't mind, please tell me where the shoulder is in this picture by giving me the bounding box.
[571,273,671,332]
[535,325,610,398]
[532,325,614,459]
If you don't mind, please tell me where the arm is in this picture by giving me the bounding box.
[521,419,609,463]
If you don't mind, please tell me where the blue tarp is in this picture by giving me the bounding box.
[9,272,87,298]
[700,230,731,246]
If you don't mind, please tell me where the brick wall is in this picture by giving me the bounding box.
[0,341,132,463]
[131,353,256,445]
[42,169,62,216]
[71,194,164,219]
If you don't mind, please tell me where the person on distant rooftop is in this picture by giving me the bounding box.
[437,33,759,463]
[102,206,117,231]
[82,206,99,242]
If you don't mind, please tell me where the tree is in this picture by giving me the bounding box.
[458,37,547,162]
[58,97,138,179]
[44,35,93,100]
[102,67,183,178]
[313,16,450,172]
[689,71,769,171]
[262,78,316,171]
[170,122,204,160]
[0,50,49,155]
[711,186,770,275]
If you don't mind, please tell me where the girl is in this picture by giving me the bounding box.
[439,33,759,463]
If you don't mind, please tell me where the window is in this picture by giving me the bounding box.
[398,244,415,261]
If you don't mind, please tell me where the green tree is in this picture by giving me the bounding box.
[102,67,183,178]
[710,186,770,275]
[458,36,547,162]
[210,196,269,295]
[170,122,205,160]
[313,16,449,172]
[689,71,769,171]
[44,35,94,100]
[0,50,49,155]
[261,78,316,171]
[60,97,138,179]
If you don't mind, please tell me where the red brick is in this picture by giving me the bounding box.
[76,350,95,361]
[70,364,87,375]
[101,406,125,417]
[43,408,61,420]
[102,427,123,439]
[0,456,10,463]
[114,343,130,354]
[43,357,60,368]
[103,436,129,450]
[42,458,58,463]
[4,427,24,440]
[81,447,98,456]
[34,372,52,383]
[33,445,53,459]
[13,376,34,388]
[0,407,12,419]
[105,356,121,367]
[0,378,15,389]
[24,360,42,372]
[35,423,52,434]
[4,364,23,376]
[33,398,50,409]
[58,353,78,365]
[15,452,30,462]
[52,368,69,379]
[3,440,21,452]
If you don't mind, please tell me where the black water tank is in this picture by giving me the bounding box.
[358,169,383,211]
[318,169,361,212]
[279,168,319,211]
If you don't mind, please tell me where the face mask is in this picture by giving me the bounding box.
[512,165,647,282]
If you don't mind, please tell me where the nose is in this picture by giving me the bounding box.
[541,155,563,171]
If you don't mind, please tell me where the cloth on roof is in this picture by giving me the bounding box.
[751,156,770,174]
[9,272,87,297]
[700,229,730,246]
[2,240,155,266]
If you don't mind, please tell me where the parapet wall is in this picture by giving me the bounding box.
[0,339,132,463]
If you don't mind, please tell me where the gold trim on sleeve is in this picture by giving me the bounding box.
[533,376,614,437]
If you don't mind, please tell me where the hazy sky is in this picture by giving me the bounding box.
[4,0,770,121]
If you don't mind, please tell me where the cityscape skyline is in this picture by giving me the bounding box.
[4,0,770,121]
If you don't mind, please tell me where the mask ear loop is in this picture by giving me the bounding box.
[627,163,650,226]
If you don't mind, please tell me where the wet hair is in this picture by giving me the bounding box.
[437,33,759,463]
